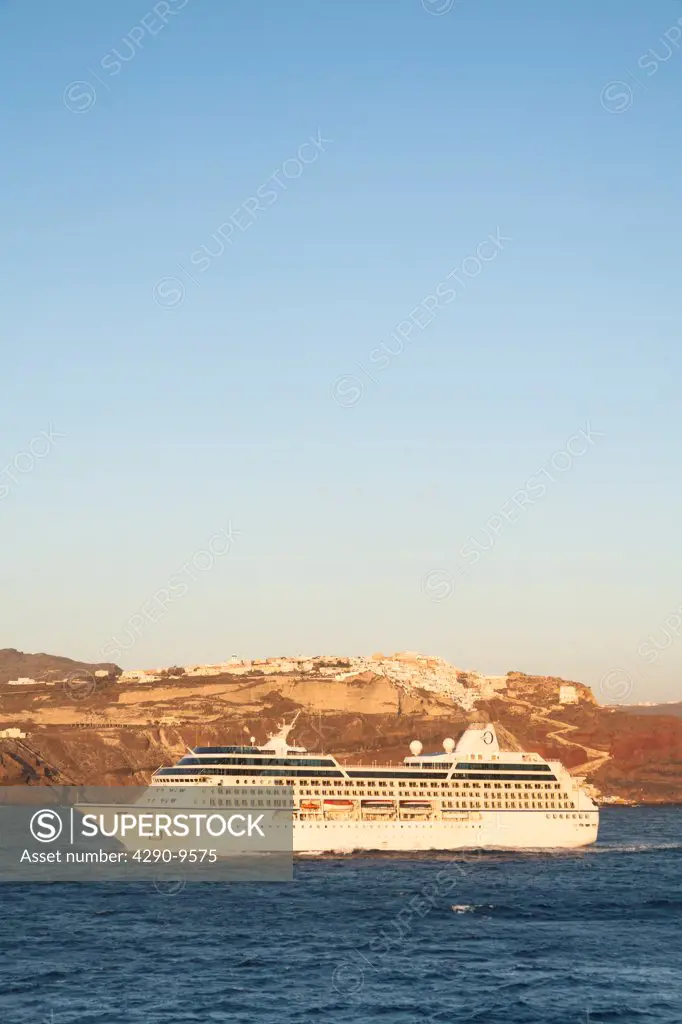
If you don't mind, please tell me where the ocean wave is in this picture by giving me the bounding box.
[587,842,682,855]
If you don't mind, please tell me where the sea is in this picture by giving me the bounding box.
[1,807,680,1024]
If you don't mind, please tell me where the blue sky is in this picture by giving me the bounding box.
[1,0,681,702]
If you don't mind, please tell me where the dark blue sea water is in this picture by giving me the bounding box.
[1,807,681,1024]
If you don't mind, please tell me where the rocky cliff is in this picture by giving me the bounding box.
[1,649,681,803]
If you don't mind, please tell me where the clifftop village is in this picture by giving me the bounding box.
[4,651,583,712]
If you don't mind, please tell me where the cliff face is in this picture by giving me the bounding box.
[1,650,681,803]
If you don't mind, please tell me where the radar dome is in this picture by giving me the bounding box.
[409,740,423,756]
[443,738,456,754]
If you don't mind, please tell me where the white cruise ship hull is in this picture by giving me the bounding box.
[292,811,598,854]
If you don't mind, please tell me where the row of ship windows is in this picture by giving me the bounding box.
[298,782,562,793]
[548,813,594,821]
[347,773,557,782]
[299,801,577,811]
[160,768,557,782]
[148,796,292,807]
[193,747,276,754]
[158,779,566,793]
[179,757,338,767]
[452,762,551,772]
[213,779,564,790]
[440,801,575,809]
[291,815,589,827]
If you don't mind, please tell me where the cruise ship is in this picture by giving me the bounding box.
[149,718,599,852]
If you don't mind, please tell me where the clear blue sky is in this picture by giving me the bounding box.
[2,0,681,703]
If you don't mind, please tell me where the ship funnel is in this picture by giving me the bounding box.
[454,724,500,754]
